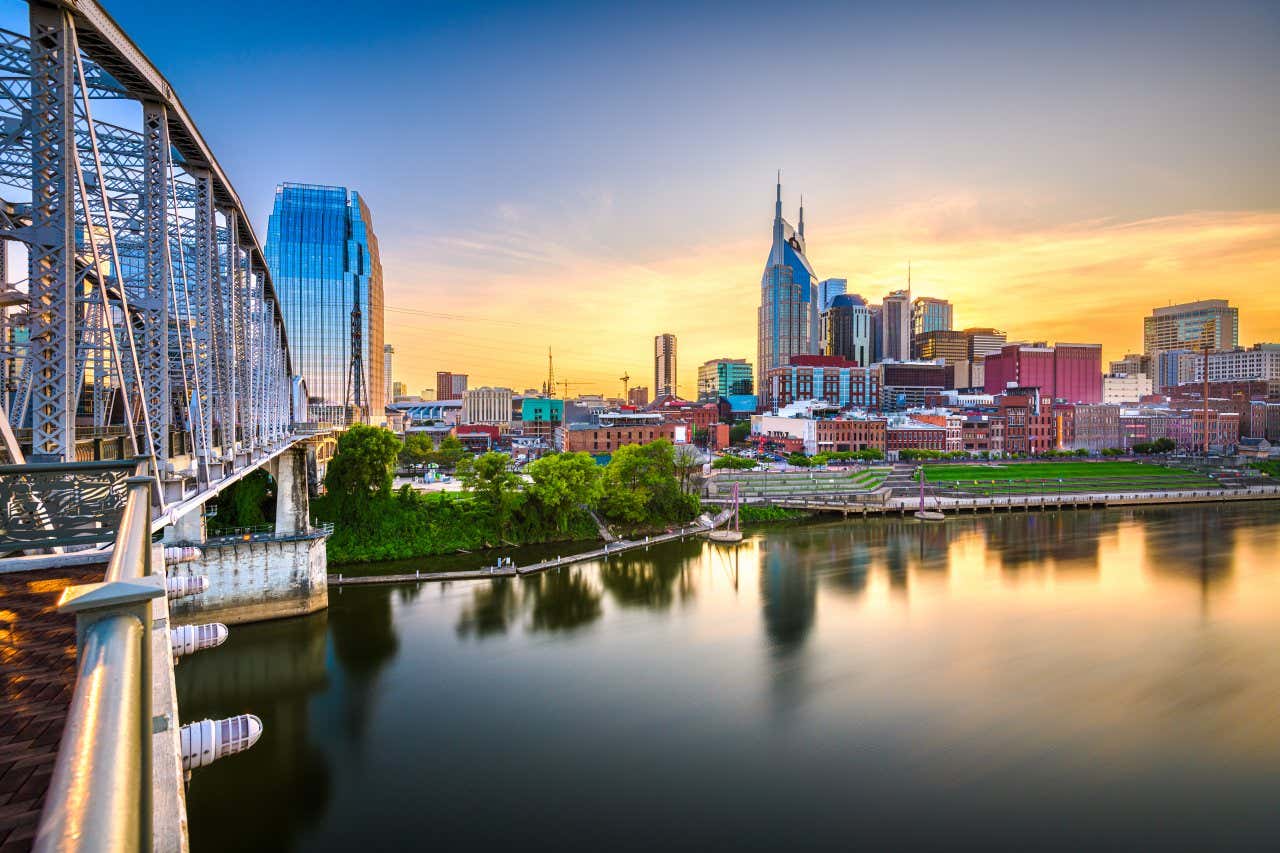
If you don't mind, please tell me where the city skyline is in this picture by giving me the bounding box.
[71,0,1280,396]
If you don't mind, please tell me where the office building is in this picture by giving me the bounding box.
[822,294,874,366]
[818,278,846,312]
[763,355,880,411]
[462,387,514,426]
[436,371,468,401]
[983,342,1102,403]
[655,333,678,398]
[391,380,407,399]
[265,182,384,423]
[914,330,968,365]
[1109,353,1150,376]
[1143,299,1238,355]
[1174,343,1280,385]
[628,386,649,407]
[880,290,911,362]
[911,296,952,340]
[383,344,394,406]
[878,360,954,411]
[697,358,753,401]
[1102,373,1153,404]
[758,177,819,394]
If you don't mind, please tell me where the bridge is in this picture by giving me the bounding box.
[0,2,334,850]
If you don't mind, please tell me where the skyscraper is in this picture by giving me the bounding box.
[822,294,874,366]
[655,333,678,398]
[697,358,753,400]
[436,371,468,400]
[757,177,819,394]
[818,278,847,313]
[383,344,394,407]
[1143,299,1238,355]
[880,290,911,362]
[911,297,953,337]
[265,182,384,423]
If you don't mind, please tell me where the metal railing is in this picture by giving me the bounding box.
[35,460,162,852]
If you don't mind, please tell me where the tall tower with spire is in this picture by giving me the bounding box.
[757,174,820,401]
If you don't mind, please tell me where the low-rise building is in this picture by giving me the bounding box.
[814,416,887,454]
[885,419,948,454]
[557,419,688,454]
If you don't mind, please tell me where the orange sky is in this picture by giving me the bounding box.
[382,201,1280,398]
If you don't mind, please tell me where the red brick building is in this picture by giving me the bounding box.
[559,420,685,454]
[814,418,887,453]
[886,421,947,453]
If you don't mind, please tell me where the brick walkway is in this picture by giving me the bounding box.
[0,564,106,853]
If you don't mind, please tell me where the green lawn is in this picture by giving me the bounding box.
[921,461,1219,495]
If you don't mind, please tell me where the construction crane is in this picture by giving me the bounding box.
[558,380,579,399]
[620,373,630,400]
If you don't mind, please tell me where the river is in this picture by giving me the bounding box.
[177,502,1280,851]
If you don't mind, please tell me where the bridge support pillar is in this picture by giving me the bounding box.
[163,505,206,545]
[273,446,309,536]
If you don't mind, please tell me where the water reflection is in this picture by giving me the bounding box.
[175,611,331,852]
[183,502,1280,853]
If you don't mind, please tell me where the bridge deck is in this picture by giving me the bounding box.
[0,563,107,853]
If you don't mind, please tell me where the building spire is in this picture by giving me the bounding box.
[798,194,805,238]
[775,170,782,221]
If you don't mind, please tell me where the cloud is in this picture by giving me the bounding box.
[381,196,1280,395]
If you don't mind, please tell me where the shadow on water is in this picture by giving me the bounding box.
[175,611,332,852]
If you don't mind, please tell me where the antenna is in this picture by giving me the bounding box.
[545,347,555,397]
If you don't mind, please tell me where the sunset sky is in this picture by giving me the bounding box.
[100,0,1279,396]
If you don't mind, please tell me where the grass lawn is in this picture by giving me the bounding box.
[921,460,1219,494]
[922,461,1197,482]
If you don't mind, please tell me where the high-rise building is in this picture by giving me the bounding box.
[628,386,649,407]
[697,358,753,401]
[655,333,678,398]
[265,182,384,423]
[1173,343,1280,384]
[1143,299,1238,355]
[914,330,968,365]
[911,296,953,339]
[383,344,394,407]
[821,294,874,366]
[1109,352,1150,376]
[880,290,911,362]
[867,304,883,364]
[964,327,1007,360]
[391,380,407,399]
[983,342,1103,403]
[462,387,514,425]
[758,177,819,394]
[818,278,847,313]
[436,371,468,401]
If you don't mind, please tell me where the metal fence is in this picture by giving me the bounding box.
[35,460,161,851]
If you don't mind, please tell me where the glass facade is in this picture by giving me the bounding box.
[265,183,384,423]
[758,179,819,395]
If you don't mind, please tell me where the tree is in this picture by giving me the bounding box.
[600,440,696,526]
[729,421,751,444]
[1153,437,1176,454]
[786,452,813,467]
[526,452,604,532]
[459,452,524,527]
[399,432,435,467]
[432,434,467,469]
[324,424,402,517]
[712,455,755,470]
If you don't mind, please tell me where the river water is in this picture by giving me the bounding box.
[178,503,1280,852]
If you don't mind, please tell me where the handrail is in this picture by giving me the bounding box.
[35,465,157,852]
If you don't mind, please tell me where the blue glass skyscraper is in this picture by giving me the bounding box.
[265,183,384,423]
[757,177,819,395]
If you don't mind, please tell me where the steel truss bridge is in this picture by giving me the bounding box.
[0,0,303,517]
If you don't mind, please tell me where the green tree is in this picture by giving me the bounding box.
[526,451,604,532]
[324,424,402,517]
[729,422,751,443]
[399,432,435,467]
[712,455,755,470]
[459,452,524,527]
[432,434,467,469]
[600,440,696,526]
